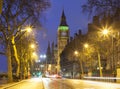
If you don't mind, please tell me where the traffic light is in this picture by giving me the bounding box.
[0,0,3,14]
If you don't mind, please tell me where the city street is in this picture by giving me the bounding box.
[43,78,120,89]
[1,1,120,89]
[1,77,120,89]
[42,78,71,89]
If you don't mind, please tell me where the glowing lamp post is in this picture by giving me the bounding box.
[102,29,109,35]
[74,51,78,56]
[74,50,84,78]
[84,43,89,48]
[40,54,46,59]
[40,54,47,71]
[84,43,103,77]
[101,28,115,70]
[32,52,38,60]
[25,26,32,33]
[30,44,35,49]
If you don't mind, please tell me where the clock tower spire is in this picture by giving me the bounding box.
[60,10,68,26]
[57,10,69,74]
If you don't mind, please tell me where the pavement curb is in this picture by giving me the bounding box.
[0,80,26,89]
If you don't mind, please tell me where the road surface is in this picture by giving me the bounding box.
[1,77,120,89]
[42,78,120,89]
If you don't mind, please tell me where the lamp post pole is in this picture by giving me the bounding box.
[74,51,84,78]
[40,54,47,72]
[111,36,113,70]
[101,29,116,71]
[80,58,84,77]
[83,43,103,77]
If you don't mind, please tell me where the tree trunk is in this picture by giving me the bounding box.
[98,52,103,77]
[11,36,20,77]
[7,43,13,83]
[0,0,3,14]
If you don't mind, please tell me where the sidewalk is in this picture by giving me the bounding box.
[0,78,44,89]
[0,80,24,89]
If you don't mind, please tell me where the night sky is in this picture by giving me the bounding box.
[0,0,92,72]
[38,0,90,53]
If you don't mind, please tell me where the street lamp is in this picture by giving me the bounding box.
[84,43,89,48]
[102,29,109,35]
[19,26,33,79]
[74,50,84,78]
[101,28,115,70]
[40,54,47,71]
[83,43,103,77]
[25,26,32,33]
[25,26,33,78]
[30,43,35,49]
[40,54,46,59]
[32,52,37,57]
[32,52,38,60]
[74,50,78,56]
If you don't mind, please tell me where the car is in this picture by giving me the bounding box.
[53,74,62,78]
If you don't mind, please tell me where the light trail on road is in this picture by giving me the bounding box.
[42,78,72,89]
[42,78,120,89]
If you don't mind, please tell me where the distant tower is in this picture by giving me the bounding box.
[57,10,69,73]
[46,41,51,64]
[51,42,55,64]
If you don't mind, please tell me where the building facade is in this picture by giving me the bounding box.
[57,10,69,73]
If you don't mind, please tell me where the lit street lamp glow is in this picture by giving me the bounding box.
[25,26,32,33]
[83,43,102,77]
[84,43,89,48]
[101,28,116,71]
[74,51,78,56]
[32,52,38,60]
[40,54,47,71]
[20,26,33,35]
[30,44,35,49]
[32,52,37,56]
[100,28,112,38]
[74,50,84,77]
[40,54,46,59]
[102,29,109,35]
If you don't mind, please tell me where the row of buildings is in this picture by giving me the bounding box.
[34,10,120,78]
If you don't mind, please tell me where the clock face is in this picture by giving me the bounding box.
[61,32,67,36]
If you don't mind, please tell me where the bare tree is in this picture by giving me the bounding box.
[82,0,120,75]
[82,0,120,17]
[0,0,50,82]
[0,0,3,13]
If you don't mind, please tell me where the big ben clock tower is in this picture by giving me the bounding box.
[57,10,69,73]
